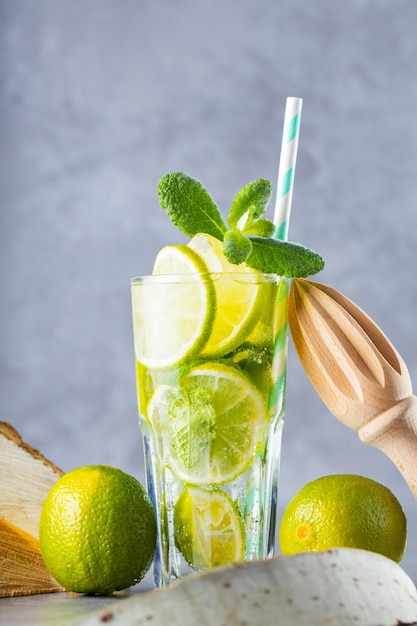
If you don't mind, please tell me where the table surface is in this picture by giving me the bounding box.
[0,584,152,626]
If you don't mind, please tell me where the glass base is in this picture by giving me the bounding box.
[142,416,284,588]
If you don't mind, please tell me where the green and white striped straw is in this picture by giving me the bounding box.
[269,97,303,449]
[246,98,303,553]
[273,97,303,241]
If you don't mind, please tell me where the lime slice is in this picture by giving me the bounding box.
[188,233,267,357]
[148,362,267,484]
[174,485,245,569]
[152,243,208,276]
[132,245,215,368]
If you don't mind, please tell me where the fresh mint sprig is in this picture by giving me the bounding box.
[157,171,325,278]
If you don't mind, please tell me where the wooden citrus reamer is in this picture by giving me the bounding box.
[289,278,417,500]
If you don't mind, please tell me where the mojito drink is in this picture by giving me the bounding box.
[131,171,324,587]
[132,234,289,586]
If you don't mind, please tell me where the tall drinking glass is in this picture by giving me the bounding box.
[131,271,289,588]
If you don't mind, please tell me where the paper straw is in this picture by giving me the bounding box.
[268,99,301,499]
[273,97,303,241]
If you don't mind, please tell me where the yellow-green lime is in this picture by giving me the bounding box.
[148,362,267,484]
[132,244,215,368]
[279,474,407,563]
[188,233,267,357]
[39,465,156,595]
[174,485,245,569]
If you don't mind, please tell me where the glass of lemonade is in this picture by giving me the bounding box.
[131,239,289,587]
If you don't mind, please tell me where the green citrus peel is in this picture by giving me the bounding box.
[158,171,324,278]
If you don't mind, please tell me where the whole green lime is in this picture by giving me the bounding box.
[279,474,407,563]
[39,465,156,595]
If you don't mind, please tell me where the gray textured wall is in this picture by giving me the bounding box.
[2,0,417,582]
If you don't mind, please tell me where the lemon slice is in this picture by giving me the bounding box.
[132,245,215,368]
[148,362,267,484]
[188,233,267,357]
[174,486,245,569]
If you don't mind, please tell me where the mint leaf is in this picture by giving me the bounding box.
[228,179,272,230]
[223,230,252,264]
[166,386,216,470]
[246,236,324,277]
[242,217,276,237]
[158,172,227,240]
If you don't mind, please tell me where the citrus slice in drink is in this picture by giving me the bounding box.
[188,233,269,357]
[132,245,215,368]
[148,362,267,484]
[174,485,245,569]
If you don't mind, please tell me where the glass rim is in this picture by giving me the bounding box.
[131,272,284,286]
